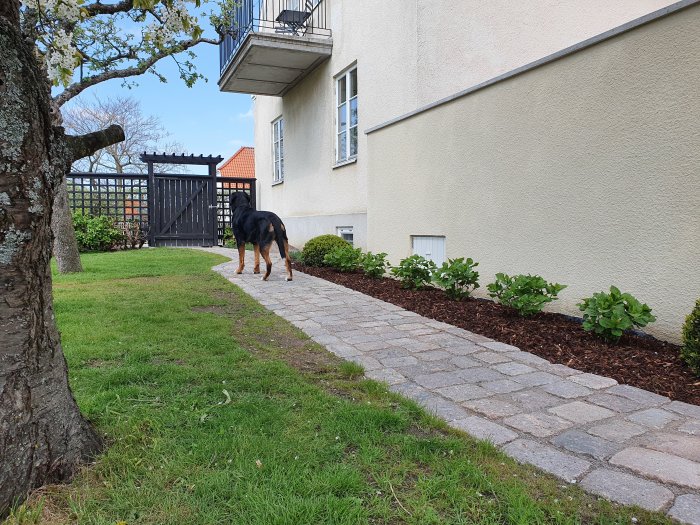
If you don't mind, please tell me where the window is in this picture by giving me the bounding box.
[336,67,358,163]
[337,226,354,246]
[412,236,446,266]
[272,117,284,183]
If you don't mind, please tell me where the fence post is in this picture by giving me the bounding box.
[147,161,156,247]
[209,163,218,247]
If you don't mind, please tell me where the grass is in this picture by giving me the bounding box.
[5,248,674,524]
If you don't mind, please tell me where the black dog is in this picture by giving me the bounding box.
[228,192,292,281]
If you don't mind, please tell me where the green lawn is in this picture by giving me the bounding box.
[6,249,673,524]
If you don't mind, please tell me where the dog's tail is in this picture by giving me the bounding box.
[270,215,288,259]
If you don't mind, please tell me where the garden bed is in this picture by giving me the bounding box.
[293,263,700,406]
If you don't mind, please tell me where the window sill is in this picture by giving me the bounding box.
[332,157,357,170]
[272,180,284,186]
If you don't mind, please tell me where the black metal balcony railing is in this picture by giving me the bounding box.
[220,0,331,75]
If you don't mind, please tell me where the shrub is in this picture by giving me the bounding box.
[289,250,303,263]
[361,252,389,279]
[433,257,480,300]
[487,273,566,316]
[301,234,351,266]
[323,245,363,272]
[391,255,436,289]
[122,220,148,249]
[72,213,125,252]
[578,286,656,342]
[681,299,700,375]
[223,227,235,248]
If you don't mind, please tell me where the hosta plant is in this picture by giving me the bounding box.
[323,246,363,272]
[681,299,700,375]
[487,273,566,317]
[361,252,389,279]
[433,258,480,300]
[391,255,436,289]
[578,286,655,342]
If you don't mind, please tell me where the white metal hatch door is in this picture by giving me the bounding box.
[411,236,446,266]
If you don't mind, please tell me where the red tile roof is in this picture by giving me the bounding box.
[218,146,255,179]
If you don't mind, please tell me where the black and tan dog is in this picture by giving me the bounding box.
[228,192,292,281]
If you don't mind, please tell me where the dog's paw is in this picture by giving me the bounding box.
[253,271,260,274]
[286,277,293,282]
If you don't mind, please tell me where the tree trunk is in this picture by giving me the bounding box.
[0,5,102,516]
[51,179,83,273]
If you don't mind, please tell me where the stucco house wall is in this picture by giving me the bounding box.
[366,4,700,342]
[253,0,675,250]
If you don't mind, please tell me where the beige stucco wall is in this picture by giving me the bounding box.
[253,0,675,249]
[366,5,700,342]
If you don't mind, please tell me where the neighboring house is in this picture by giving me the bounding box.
[218,0,700,341]
[218,146,257,208]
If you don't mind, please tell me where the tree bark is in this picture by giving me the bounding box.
[51,180,83,273]
[0,6,104,516]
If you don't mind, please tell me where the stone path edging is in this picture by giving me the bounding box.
[205,248,700,524]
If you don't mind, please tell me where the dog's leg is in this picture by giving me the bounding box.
[235,243,245,274]
[261,243,273,281]
[284,240,293,282]
[253,243,261,274]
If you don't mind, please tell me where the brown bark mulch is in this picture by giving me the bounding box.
[293,263,700,406]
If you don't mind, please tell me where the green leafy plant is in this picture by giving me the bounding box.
[487,273,566,316]
[323,245,363,272]
[361,252,389,279]
[289,250,303,263]
[72,213,125,252]
[681,299,700,375]
[223,227,236,248]
[433,258,480,300]
[391,255,436,289]
[301,234,351,266]
[578,286,656,342]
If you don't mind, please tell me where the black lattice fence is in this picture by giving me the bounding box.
[66,172,255,247]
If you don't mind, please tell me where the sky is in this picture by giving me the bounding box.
[59,41,254,164]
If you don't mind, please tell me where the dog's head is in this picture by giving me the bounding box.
[229,191,252,210]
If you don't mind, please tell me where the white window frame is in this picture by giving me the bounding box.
[335,66,358,163]
[272,117,284,184]
[337,226,354,246]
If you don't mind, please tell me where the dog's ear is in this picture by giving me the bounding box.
[229,192,250,208]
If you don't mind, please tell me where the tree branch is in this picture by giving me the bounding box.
[83,1,135,17]
[66,125,125,162]
[54,36,221,107]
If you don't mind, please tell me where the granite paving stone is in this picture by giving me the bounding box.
[463,398,522,419]
[588,421,648,443]
[493,362,536,376]
[667,401,700,419]
[437,383,493,402]
[679,420,700,436]
[668,494,700,525]
[551,430,620,460]
[511,371,560,387]
[569,373,618,390]
[473,352,513,364]
[548,401,615,424]
[627,408,680,429]
[503,439,590,481]
[481,379,526,394]
[641,432,700,462]
[452,416,518,445]
[208,249,700,520]
[503,413,574,437]
[586,393,644,413]
[607,384,669,406]
[542,380,592,399]
[580,469,674,511]
[610,447,700,490]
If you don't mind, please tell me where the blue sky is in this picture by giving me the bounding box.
[61,44,254,162]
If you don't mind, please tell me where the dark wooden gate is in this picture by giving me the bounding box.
[66,153,255,248]
[151,173,215,247]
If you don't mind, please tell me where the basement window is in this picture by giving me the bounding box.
[337,226,354,246]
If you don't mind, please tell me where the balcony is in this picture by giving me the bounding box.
[219,0,332,96]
